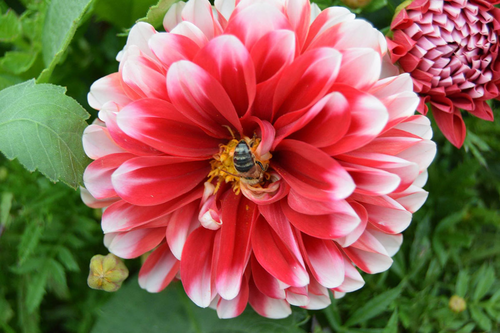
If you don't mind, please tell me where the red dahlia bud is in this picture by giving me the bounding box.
[387,0,500,147]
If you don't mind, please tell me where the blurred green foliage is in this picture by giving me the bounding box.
[0,0,499,332]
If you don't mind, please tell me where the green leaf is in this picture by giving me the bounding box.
[469,305,492,332]
[456,323,475,333]
[0,192,13,227]
[138,0,179,28]
[0,80,91,188]
[38,0,94,83]
[57,247,80,272]
[0,50,39,75]
[0,10,21,42]
[0,73,23,91]
[26,264,49,313]
[92,277,307,333]
[455,270,469,298]
[382,308,398,333]
[0,294,14,324]
[94,0,158,28]
[345,283,404,327]
[473,265,495,301]
[17,220,44,265]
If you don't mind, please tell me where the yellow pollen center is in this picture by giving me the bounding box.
[207,136,271,195]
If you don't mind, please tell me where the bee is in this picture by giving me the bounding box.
[231,140,268,185]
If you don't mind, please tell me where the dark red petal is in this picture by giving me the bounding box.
[273,139,355,201]
[112,156,209,206]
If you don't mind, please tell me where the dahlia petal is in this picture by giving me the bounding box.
[98,103,163,157]
[117,98,221,158]
[80,187,119,209]
[394,115,433,140]
[170,21,209,48]
[167,60,243,138]
[343,246,393,274]
[194,35,256,117]
[310,2,321,23]
[363,199,412,234]
[181,227,217,307]
[285,0,311,48]
[225,3,292,50]
[214,0,236,21]
[102,185,203,233]
[242,117,276,157]
[82,124,126,160]
[390,185,428,213]
[342,163,401,196]
[105,228,165,259]
[166,200,200,260]
[252,216,309,287]
[333,254,364,293]
[112,156,209,206]
[123,22,157,60]
[336,48,381,90]
[240,174,290,205]
[215,193,258,300]
[251,255,286,299]
[397,140,436,172]
[334,201,369,247]
[273,47,342,118]
[138,243,180,292]
[308,19,385,55]
[258,202,304,264]
[84,153,135,199]
[250,29,296,83]
[286,286,309,306]
[322,86,389,155]
[121,46,168,100]
[181,0,218,39]
[305,7,355,50]
[280,92,351,148]
[163,2,185,31]
[149,33,200,69]
[282,200,360,239]
[338,152,419,192]
[273,139,355,201]
[248,278,292,319]
[304,277,331,310]
[87,73,132,110]
[217,277,249,318]
[299,234,345,288]
[287,189,357,216]
[432,107,466,148]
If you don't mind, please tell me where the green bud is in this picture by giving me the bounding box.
[449,295,467,313]
[87,253,129,292]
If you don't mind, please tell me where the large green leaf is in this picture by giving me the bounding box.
[0,80,91,188]
[38,0,94,83]
[92,277,308,333]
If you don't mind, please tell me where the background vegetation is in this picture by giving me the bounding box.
[0,0,499,332]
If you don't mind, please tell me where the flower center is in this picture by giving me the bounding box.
[207,136,272,195]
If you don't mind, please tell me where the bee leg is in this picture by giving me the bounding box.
[255,161,268,171]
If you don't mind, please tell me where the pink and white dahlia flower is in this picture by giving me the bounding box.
[387,0,500,148]
[82,0,436,319]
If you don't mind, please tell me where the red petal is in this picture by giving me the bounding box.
[84,153,135,199]
[112,156,209,206]
[138,243,180,292]
[102,185,203,233]
[248,278,291,319]
[273,139,355,201]
[117,98,221,158]
[252,216,309,287]
[215,193,258,300]
[250,29,296,83]
[282,199,360,239]
[166,200,200,260]
[273,47,342,119]
[167,61,243,138]
[149,32,200,69]
[180,227,217,307]
[217,276,249,318]
[285,0,310,49]
[195,35,256,117]
[251,255,286,299]
[432,107,466,148]
[105,228,165,259]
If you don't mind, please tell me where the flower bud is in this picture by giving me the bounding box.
[87,253,129,292]
[449,295,467,313]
